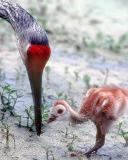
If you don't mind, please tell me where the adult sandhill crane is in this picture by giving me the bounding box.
[48,86,128,156]
[0,0,51,135]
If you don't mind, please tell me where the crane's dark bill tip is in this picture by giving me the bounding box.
[37,132,41,136]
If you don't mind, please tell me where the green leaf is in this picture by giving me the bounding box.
[68,145,74,151]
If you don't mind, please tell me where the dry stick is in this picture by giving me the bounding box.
[1,122,15,149]
[11,133,16,149]
[67,134,77,151]
[65,127,68,138]
[103,68,109,85]
[18,115,22,127]
[43,147,54,160]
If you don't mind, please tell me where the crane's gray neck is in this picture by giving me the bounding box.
[0,0,49,45]
[0,1,34,35]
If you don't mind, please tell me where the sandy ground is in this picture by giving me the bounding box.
[0,0,128,160]
[0,47,128,160]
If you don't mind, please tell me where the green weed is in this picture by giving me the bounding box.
[118,122,128,146]
[74,71,80,81]
[83,32,128,54]
[67,134,78,152]
[50,92,77,107]
[0,84,23,118]
[83,74,91,89]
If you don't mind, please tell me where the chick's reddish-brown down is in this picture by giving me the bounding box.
[48,86,128,157]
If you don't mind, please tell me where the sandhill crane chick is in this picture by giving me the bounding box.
[48,86,128,156]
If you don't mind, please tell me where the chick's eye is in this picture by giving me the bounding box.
[57,109,63,114]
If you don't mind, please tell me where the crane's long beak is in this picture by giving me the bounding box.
[26,44,50,136]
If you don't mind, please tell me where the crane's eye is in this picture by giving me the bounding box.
[57,109,63,114]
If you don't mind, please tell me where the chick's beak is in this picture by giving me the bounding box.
[47,114,57,123]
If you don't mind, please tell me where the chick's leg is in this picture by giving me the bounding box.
[70,124,105,157]
[85,124,105,157]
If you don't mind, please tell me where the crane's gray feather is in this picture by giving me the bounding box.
[0,0,48,45]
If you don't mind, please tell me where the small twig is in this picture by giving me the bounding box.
[103,68,109,85]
